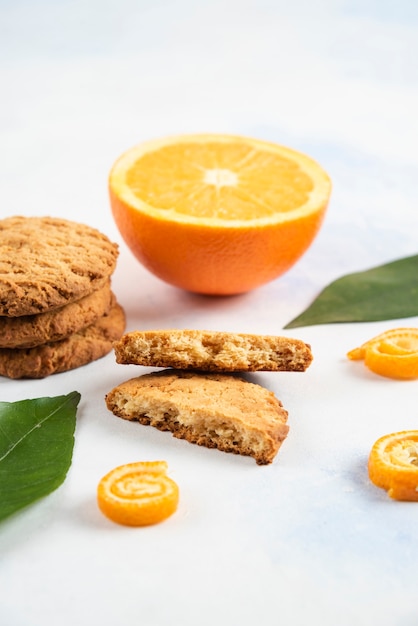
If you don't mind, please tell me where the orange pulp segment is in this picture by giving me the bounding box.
[109,134,331,295]
[347,328,418,379]
[97,461,179,526]
[368,431,418,501]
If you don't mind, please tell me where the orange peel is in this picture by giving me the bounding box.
[97,461,179,526]
[347,327,418,379]
[368,431,418,501]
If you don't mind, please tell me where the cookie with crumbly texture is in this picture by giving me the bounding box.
[0,216,119,316]
[113,329,313,372]
[0,302,125,379]
[105,369,289,465]
[0,282,115,348]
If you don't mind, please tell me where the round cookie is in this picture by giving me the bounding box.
[0,216,119,316]
[0,302,126,379]
[0,281,115,348]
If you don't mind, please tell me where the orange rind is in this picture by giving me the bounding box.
[347,328,418,379]
[97,461,179,526]
[368,431,418,501]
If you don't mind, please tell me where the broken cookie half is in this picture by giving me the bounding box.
[113,328,313,372]
[105,369,289,465]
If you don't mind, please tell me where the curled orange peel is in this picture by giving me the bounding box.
[97,460,179,526]
[347,328,418,379]
[368,431,418,501]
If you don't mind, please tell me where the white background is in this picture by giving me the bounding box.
[1,1,418,625]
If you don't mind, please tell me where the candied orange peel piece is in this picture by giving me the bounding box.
[347,327,418,379]
[97,460,179,526]
[368,431,418,501]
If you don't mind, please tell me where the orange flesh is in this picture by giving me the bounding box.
[125,142,313,219]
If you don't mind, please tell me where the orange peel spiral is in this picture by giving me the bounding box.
[97,461,179,526]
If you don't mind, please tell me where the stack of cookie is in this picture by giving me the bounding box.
[0,216,126,379]
[106,329,313,465]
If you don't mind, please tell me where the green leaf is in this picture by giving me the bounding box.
[285,254,418,328]
[0,391,81,522]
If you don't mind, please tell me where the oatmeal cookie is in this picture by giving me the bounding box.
[0,282,115,348]
[0,302,125,379]
[0,216,118,316]
[113,328,313,372]
[105,369,289,465]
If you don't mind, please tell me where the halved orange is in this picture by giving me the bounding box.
[97,461,179,526]
[109,134,331,295]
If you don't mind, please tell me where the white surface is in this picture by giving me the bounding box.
[1,1,418,625]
